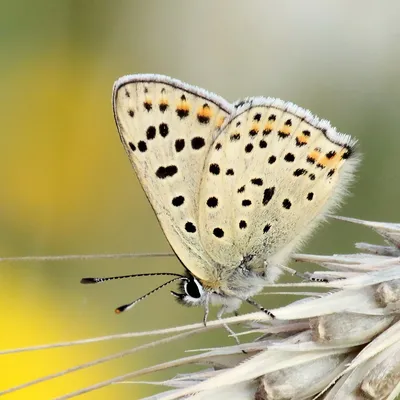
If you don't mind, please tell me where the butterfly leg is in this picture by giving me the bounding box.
[279,264,331,283]
[300,271,330,283]
[202,292,211,327]
[245,298,275,318]
[217,306,242,347]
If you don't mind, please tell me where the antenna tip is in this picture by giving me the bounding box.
[115,303,131,314]
[80,277,97,284]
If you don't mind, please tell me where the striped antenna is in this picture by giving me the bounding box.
[80,272,185,285]
[114,277,187,314]
[80,272,188,314]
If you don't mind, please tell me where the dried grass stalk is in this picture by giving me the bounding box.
[2,217,400,399]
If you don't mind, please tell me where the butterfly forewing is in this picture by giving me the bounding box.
[113,75,233,281]
[198,98,357,270]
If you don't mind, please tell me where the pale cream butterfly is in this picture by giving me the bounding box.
[82,74,358,322]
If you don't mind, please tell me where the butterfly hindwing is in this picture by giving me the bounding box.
[198,98,358,271]
[113,75,232,281]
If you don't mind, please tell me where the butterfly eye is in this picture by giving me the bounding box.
[183,277,203,299]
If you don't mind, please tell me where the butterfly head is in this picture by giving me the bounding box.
[170,268,255,313]
[171,273,206,306]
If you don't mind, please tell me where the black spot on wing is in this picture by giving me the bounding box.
[251,178,263,186]
[213,227,224,238]
[146,126,156,140]
[239,220,247,229]
[191,137,205,150]
[159,123,169,137]
[175,139,185,152]
[293,168,307,177]
[138,141,147,152]
[156,165,178,179]
[176,97,189,119]
[176,109,189,118]
[278,131,290,138]
[306,156,315,164]
[209,163,220,175]
[326,151,336,159]
[197,115,210,124]
[185,222,196,233]
[245,143,253,153]
[284,153,295,162]
[128,142,136,151]
[172,196,185,207]
[197,104,210,124]
[263,224,271,233]
[207,197,218,208]
[282,199,292,209]
[249,129,258,137]
[263,187,275,205]
[342,148,352,159]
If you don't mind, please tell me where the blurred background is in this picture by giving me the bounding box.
[1,1,400,398]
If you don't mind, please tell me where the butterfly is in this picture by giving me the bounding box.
[82,74,358,322]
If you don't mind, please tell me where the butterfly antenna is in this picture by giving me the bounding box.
[80,272,184,284]
[115,276,187,314]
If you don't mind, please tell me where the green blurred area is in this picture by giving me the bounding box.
[1,1,400,398]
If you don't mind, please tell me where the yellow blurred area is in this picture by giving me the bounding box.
[0,273,134,400]
[2,55,111,230]
[0,49,146,395]
[1,1,400,398]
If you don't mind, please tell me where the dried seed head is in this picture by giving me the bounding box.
[310,313,395,345]
[257,353,354,400]
[360,346,400,399]
[375,279,400,306]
